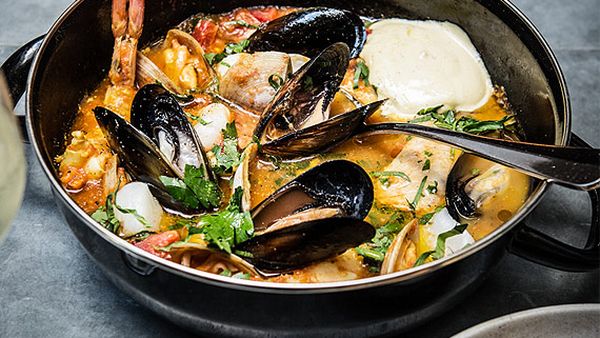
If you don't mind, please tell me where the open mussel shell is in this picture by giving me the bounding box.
[446,173,478,220]
[130,84,216,182]
[253,42,350,142]
[93,107,206,215]
[247,7,366,58]
[236,216,375,273]
[261,100,386,158]
[251,160,374,233]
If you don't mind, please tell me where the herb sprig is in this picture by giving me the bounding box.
[414,223,469,266]
[409,105,516,135]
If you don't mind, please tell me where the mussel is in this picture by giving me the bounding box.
[253,42,350,142]
[236,160,376,273]
[247,7,367,58]
[94,84,219,214]
[446,154,510,219]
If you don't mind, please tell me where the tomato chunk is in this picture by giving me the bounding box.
[135,230,180,260]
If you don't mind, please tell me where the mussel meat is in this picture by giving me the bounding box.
[130,84,215,181]
[247,7,367,58]
[446,158,510,219]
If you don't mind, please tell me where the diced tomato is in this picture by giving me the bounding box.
[193,19,219,51]
[249,7,280,23]
[135,230,180,260]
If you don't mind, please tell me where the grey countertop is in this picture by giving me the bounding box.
[0,0,598,337]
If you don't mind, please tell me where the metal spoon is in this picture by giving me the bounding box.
[259,108,600,190]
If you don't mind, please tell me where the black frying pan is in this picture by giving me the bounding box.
[2,0,598,336]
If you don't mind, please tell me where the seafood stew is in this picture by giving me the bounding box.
[56,4,530,283]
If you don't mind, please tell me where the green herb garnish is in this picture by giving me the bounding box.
[353,60,370,89]
[422,159,431,171]
[408,176,428,210]
[426,180,438,194]
[204,39,250,66]
[198,187,253,253]
[160,164,221,210]
[371,171,411,182]
[91,184,121,234]
[414,223,469,266]
[212,122,242,174]
[410,105,516,135]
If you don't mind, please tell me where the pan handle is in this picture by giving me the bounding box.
[0,35,45,143]
[508,133,599,271]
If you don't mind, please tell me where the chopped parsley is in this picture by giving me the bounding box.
[211,122,242,174]
[407,176,428,210]
[419,205,445,225]
[471,168,481,176]
[409,105,516,135]
[414,223,468,266]
[268,74,284,91]
[371,171,411,182]
[204,39,250,66]
[232,272,251,279]
[355,220,404,263]
[198,187,254,254]
[160,164,221,210]
[91,184,121,234]
[353,60,370,89]
[422,159,431,171]
[426,181,438,194]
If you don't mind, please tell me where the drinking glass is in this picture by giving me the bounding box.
[0,75,26,242]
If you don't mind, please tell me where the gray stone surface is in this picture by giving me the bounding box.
[0,0,598,337]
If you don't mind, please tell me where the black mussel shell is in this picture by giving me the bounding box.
[94,107,205,214]
[236,216,375,273]
[253,42,350,142]
[446,173,478,220]
[247,7,366,58]
[262,100,386,158]
[251,160,374,232]
[130,84,215,182]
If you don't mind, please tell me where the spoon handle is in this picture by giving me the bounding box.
[359,123,600,191]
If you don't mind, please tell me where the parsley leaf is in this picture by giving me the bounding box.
[198,187,254,253]
[371,171,411,182]
[160,165,221,210]
[353,60,370,89]
[212,122,242,174]
[183,165,221,209]
[422,159,431,171]
[355,220,405,263]
[410,105,516,135]
[426,180,438,194]
[408,176,428,210]
[414,223,469,266]
[204,40,250,66]
[91,187,121,234]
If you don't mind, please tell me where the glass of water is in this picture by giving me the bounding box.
[0,75,26,242]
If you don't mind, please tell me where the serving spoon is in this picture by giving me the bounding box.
[260,108,600,191]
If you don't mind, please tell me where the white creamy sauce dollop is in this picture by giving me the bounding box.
[360,19,493,120]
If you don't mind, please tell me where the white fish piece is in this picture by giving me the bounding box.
[114,182,163,237]
[425,207,474,256]
[374,137,458,213]
[218,52,291,112]
[192,103,234,151]
[360,19,493,121]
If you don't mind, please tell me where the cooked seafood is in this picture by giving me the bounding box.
[56,5,530,282]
